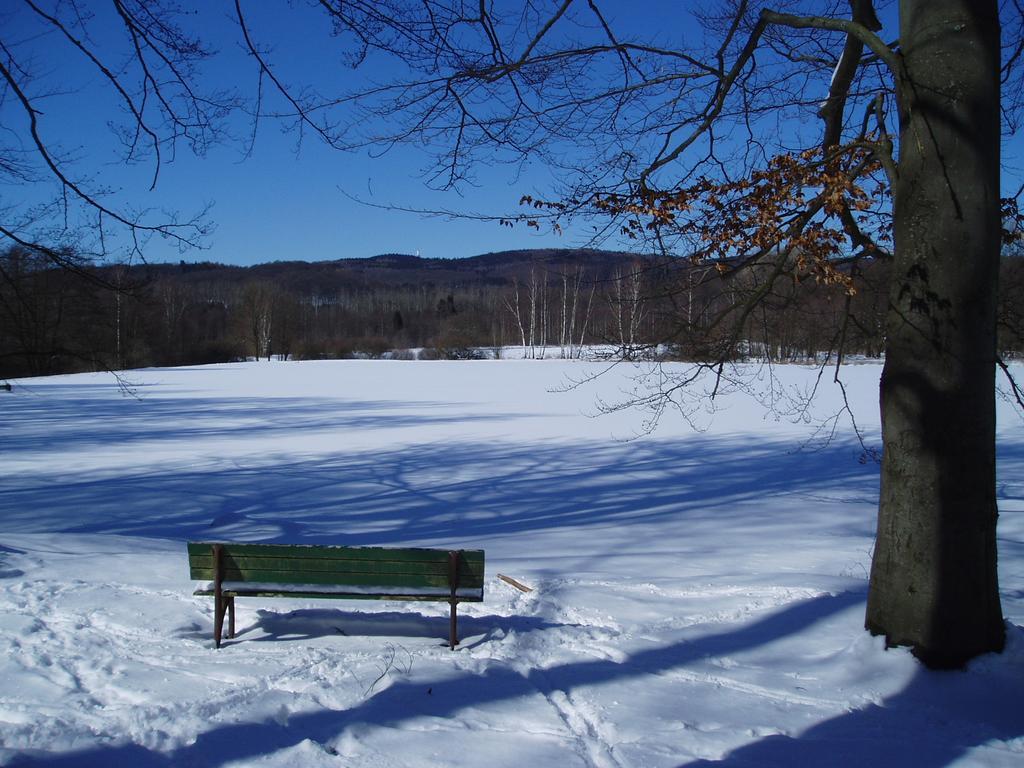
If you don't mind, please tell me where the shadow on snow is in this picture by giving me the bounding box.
[10,594,1024,767]
[5,379,1023,765]
[0,402,882,547]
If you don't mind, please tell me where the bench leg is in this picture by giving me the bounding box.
[447,550,460,650]
[213,595,235,646]
[214,593,224,649]
[212,543,225,649]
[449,599,458,650]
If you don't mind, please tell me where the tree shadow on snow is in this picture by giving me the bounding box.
[5,383,1022,765]
[1,393,508,454]
[0,543,26,579]
[0,431,882,548]
[8,594,1023,767]
[7,591,867,767]
[677,628,1024,767]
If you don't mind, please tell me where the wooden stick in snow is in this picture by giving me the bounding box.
[496,573,534,593]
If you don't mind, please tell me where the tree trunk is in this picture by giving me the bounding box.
[866,0,1004,668]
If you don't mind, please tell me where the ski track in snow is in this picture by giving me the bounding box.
[1,359,1022,766]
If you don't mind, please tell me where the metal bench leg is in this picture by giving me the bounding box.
[214,594,224,648]
[449,600,458,650]
[213,543,224,649]
[448,550,460,649]
[228,596,236,639]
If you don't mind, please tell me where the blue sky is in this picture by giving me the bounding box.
[3,1,1021,266]
[97,1,578,265]
[3,1,582,265]
[105,117,571,265]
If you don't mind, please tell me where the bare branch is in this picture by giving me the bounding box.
[760,8,899,76]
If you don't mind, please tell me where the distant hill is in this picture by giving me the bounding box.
[131,248,646,294]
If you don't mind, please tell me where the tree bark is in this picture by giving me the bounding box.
[866,0,1004,667]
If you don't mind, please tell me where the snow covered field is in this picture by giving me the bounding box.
[1,358,1023,767]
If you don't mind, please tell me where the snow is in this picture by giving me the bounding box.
[1,358,1022,767]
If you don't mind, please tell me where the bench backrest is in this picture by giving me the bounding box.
[187,542,484,597]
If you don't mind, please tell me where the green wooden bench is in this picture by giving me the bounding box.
[187,542,485,649]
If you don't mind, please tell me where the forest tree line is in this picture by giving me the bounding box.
[2,245,1022,379]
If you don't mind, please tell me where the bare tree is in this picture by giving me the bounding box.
[0,243,116,375]
[5,0,1023,667]
[504,277,528,352]
[239,281,275,361]
[607,262,647,358]
[0,1,230,265]
[296,0,1017,666]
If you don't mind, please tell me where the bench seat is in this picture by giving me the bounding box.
[194,582,485,598]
